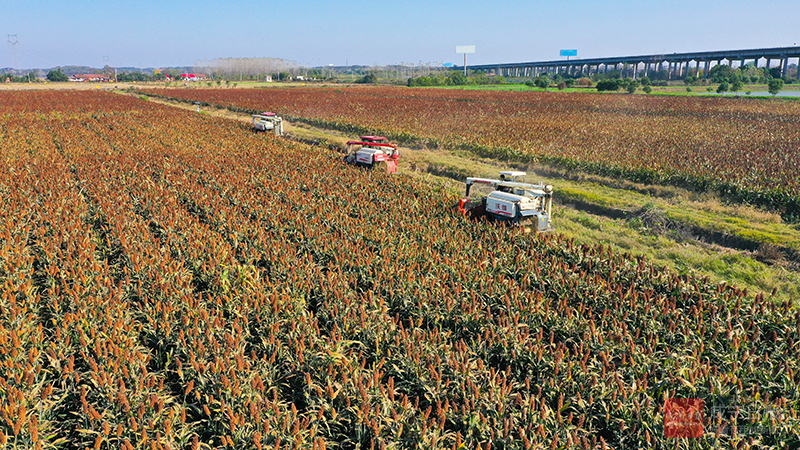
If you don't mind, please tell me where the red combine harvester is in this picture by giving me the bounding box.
[344,136,399,173]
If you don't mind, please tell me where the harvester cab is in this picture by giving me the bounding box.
[458,171,554,232]
[252,112,284,136]
[344,136,399,173]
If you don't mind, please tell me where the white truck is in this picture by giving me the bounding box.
[252,112,284,136]
[458,171,554,232]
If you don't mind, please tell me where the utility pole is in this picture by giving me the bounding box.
[8,34,19,71]
[104,55,117,82]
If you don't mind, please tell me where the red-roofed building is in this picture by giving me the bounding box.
[181,73,208,81]
[71,74,112,82]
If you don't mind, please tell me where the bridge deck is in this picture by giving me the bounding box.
[455,46,800,78]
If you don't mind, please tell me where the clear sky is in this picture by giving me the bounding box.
[2,0,799,69]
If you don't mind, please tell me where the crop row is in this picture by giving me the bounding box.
[143,86,800,219]
[1,90,799,449]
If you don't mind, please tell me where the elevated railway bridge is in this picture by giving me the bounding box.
[456,46,800,79]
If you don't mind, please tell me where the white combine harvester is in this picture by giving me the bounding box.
[343,136,399,173]
[252,112,284,136]
[458,171,554,232]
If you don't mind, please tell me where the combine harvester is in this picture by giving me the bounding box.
[344,136,399,173]
[458,171,554,232]
[252,112,284,136]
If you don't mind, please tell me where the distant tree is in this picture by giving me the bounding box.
[708,65,738,84]
[730,80,744,94]
[117,72,150,82]
[5,72,36,82]
[596,79,623,91]
[46,69,69,82]
[469,73,504,85]
[654,70,672,81]
[564,78,575,88]
[716,81,729,93]
[534,76,549,89]
[445,73,467,85]
[740,64,765,84]
[643,85,652,94]
[768,78,785,95]
[356,73,378,84]
[409,75,443,87]
[625,79,639,94]
[103,65,116,82]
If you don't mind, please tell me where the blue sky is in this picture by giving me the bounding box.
[2,0,799,69]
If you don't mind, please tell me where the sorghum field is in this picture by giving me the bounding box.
[145,86,800,219]
[1,90,799,449]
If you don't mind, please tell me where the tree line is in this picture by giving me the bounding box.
[402,62,794,95]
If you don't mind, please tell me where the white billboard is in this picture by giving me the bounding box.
[456,45,476,54]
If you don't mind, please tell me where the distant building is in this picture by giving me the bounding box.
[71,74,111,82]
[180,73,208,81]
